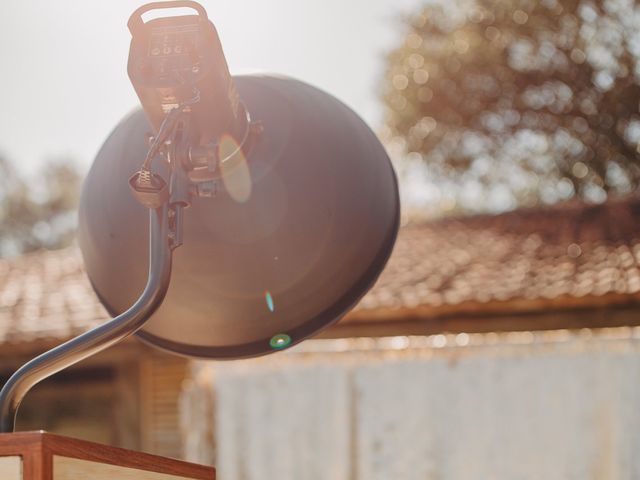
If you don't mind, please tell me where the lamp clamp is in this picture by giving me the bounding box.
[129,170,169,209]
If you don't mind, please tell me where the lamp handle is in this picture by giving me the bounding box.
[0,205,174,433]
[128,1,209,36]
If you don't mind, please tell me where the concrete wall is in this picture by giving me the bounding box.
[180,329,640,480]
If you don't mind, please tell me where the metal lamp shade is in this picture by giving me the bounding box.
[78,75,399,359]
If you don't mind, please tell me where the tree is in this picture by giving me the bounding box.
[0,156,81,256]
[382,0,640,213]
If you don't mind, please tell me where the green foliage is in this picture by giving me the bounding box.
[0,156,81,256]
[383,0,640,212]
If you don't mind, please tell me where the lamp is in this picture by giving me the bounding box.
[0,1,398,432]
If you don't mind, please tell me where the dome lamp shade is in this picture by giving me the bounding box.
[78,74,399,359]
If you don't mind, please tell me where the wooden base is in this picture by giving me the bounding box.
[0,432,215,479]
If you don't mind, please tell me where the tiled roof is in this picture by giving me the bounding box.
[0,248,107,345]
[353,196,640,320]
[2,197,640,344]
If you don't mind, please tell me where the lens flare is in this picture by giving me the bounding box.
[219,133,252,203]
[265,291,275,312]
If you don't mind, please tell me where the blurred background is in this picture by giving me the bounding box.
[3,0,640,478]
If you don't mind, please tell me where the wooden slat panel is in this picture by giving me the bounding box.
[140,355,190,459]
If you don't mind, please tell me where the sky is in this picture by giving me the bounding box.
[0,0,423,174]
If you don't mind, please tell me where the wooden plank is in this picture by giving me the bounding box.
[322,304,640,339]
[42,433,213,479]
[0,432,215,480]
[0,432,47,479]
[0,456,21,480]
[53,456,204,480]
[341,290,640,325]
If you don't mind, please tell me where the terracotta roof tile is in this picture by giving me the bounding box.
[350,196,640,320]
[3,197,640,343]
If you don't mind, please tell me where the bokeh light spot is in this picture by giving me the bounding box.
[270,333,291,349]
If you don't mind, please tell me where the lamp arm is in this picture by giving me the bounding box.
[0,205,174,433]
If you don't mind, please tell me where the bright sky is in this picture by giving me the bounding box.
[0,0,423,174]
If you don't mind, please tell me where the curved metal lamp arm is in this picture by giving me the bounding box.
[0,205,173,433]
